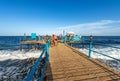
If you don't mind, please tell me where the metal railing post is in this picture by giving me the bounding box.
[88,41,92,58]
[82,37,84,49]
[45,43,49,61]
[70,43,72,47]
[48,40,50,48]
[64,36,66,44]
[88,35,93,58]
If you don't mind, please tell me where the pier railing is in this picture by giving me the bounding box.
[68,36,120,71]
[25,42,50,81]
[88,42,120,62]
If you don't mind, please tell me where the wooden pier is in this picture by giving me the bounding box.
[20,40,46,51]
[45,44,120,81]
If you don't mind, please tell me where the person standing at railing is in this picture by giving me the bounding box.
[90,35,93,42]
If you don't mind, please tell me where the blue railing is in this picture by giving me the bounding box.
[88,41,120,62]
[25,42,50,81]
[67,36,120,62]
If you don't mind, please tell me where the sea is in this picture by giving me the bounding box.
[0,36,120,80]
[0,36,42,80]
[0,36,120,50]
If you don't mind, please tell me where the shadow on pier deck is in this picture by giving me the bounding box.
[45,44,120,81]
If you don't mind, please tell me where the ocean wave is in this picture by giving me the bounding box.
[0,49,42,81]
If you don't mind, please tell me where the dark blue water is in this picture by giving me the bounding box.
[0,36,22,50]
[70,36,120,48]
[0,36,120,50]
[83,36,120,44]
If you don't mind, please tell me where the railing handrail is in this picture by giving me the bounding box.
[26,49,45,81]
[26,42,50,81]
[88,41,120,62]
[91,49,120,62]
[39,51,49,81]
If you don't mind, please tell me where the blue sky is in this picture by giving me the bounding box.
[0,0,120,36]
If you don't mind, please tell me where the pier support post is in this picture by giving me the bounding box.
[70,43,72,47]
[27,44,30,50]
[34,44,36,50]
[20,44,22,51]
[82,41,84,49]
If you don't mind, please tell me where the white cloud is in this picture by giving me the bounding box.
[56,20,120,36]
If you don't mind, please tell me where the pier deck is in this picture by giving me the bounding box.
[20,40,46,51]
[45,44,120,81]
[20,40,45,44]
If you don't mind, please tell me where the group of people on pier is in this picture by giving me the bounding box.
[23,33,84,47]
[44,34,84,47]
[44,34,58,47]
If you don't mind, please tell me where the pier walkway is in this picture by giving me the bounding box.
[45,44,120,81]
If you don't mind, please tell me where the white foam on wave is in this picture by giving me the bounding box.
[0,49,42,61]
[79,45,120,59]
[0,49,42,80]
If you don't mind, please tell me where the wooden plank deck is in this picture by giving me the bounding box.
[45,44,120,81]
[20,40,46,44]
[20,40,46,51]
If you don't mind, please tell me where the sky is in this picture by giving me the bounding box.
[0,0,120,36]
